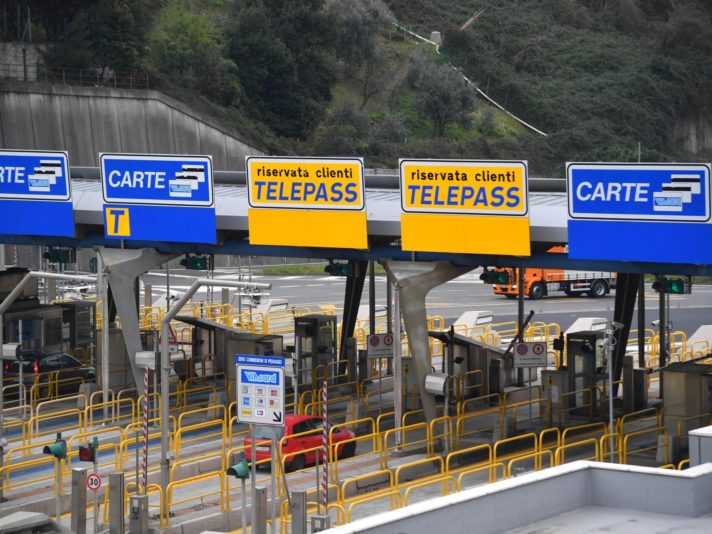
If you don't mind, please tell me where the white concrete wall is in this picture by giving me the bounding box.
[325,462,712,534]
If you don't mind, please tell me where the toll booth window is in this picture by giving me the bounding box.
[44,316,63,347]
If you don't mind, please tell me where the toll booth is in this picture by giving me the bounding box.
[294,314,337,390]
[566,331,606,398]
[173,316,283,384]
[663,361,712,460]
[428,331,512,404]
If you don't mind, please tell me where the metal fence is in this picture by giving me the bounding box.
[0,62,149,89]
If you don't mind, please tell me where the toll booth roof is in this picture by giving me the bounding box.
[428,330,504,353]
[174,315,281,343]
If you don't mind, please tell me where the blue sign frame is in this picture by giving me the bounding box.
[100,153,216,243]
[0,150,75,237]
[567,163,712,264]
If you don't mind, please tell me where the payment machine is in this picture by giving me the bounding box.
[566,330,605,414]
[293,315,337,390]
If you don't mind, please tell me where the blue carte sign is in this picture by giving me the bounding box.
[0,150,75,237]
[100,153,216,243]
[567,163,712,264]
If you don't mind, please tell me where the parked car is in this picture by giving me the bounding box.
[3,351,95,395]
[244,414,356,471]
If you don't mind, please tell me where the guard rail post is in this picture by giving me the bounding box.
[129,494,149,534]
[71,467,89,534]
[109,472,125,534]
[290,491,308,534]
[255,486,268,534]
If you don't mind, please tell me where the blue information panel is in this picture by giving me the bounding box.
[235,354,285,426]
[100,153,216,243]
[0,150,75,237]
[567,163,712,263]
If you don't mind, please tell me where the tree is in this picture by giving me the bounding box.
[149,1,240,105]
[226,0,338,138]
[408,53,475,137]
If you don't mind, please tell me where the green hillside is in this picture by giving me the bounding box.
[13,0,712,175]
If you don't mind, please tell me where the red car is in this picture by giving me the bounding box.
[244,414,356,471]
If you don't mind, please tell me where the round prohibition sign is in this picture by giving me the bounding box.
[532,343,546,356]
[516,344,529,356]
[369,336,380,347]
[87,473,101,492]
[383,334,394,346]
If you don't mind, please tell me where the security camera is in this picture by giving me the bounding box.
[611,321,624,330]
[651,319,660,327]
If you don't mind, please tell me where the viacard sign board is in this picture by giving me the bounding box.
[567,163,712,263]
[246,156,367,249]
[399,159,530,255]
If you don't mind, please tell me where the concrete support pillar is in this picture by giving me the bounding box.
[98,248,179,390]
[382,261,473,426]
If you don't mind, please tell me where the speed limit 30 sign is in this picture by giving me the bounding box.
[514,342,547,368]
[87,473,102,491]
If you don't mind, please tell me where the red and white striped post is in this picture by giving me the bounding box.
[142,366,149,494]
[321,379,328,514]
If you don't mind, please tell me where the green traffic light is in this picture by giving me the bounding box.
[666,279,685,294]
[226,459,250,479]
[43,438,67,460]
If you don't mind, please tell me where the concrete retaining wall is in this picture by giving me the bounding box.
[0,82,264,169]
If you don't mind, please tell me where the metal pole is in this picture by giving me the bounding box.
[93,456,99,534]
[368,261,375,337]
[55,459,62,524]
[607,326,615,461]
[142,366,148,493]
[101,259,110,423]
[393,282,402,447]
[658,280,667,399]
[251,425,257,534]
[241,477,248,534]
[638,277,645,369]
[270,434,277,534]
[321,380,328,515]
[517,267,525,386]
[18,320,23,417]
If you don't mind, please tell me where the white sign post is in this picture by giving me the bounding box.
[236,354,285,534]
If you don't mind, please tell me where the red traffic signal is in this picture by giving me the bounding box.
[78,444,96,463]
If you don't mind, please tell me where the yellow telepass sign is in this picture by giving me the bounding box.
[246,156,367,249]
[247,157,364,210]
[399,159,531,255]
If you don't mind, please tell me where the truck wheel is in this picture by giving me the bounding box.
[528,282,546,300]
[588,280,608,298]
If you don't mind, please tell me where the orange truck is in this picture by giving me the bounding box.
[488,247,617,300]
[491,267,617,299]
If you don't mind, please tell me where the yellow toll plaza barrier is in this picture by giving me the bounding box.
[165,471,227,527]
